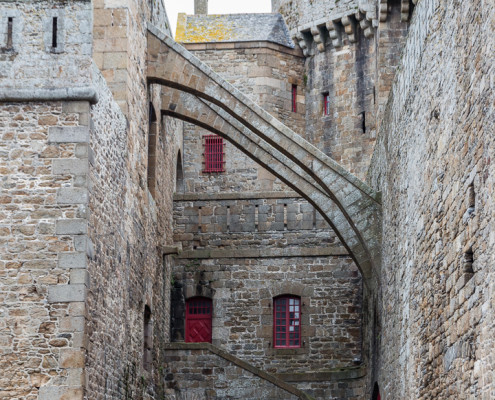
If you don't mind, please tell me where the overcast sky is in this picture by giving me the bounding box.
[165,0,272,38]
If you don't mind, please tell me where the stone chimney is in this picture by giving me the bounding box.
[194,0,208,14]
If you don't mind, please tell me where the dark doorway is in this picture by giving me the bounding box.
[185,297,212,343]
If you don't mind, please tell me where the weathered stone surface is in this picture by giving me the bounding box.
[49,126,90,144]
[48,284,87,303]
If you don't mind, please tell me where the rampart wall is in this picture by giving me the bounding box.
[368,0,495,397]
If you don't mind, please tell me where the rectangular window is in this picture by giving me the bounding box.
[7,17,13,49]
[203,135,224,173]
[323,92,330,116]
[273,296,301,348]
[291,84,297,112]
[52,17,58,48]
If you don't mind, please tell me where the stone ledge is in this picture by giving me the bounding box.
[174,191,301,201]
[48,126,90,144]
[177,246,349,259]
[164,342,314,400]
[0,86,98,104]
[183,40,304,57]
[275,366,366,382]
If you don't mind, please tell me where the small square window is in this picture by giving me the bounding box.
[203,135,225,173]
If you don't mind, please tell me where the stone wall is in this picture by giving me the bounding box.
[0,0,183,399]
[85,1,183,398]
[368,0,495,398]
[272,0,360,31]
[163,343,304,400]
[304,29,375,179]
[0,0,92,91]
[172,192,364,399]
[0,100,89,400]
[180,42,305,194]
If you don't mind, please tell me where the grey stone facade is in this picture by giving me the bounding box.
[0,0,494,399]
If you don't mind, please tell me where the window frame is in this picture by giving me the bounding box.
[273,295,301,348]
[203,134,225,173]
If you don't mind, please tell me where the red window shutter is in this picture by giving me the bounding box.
[203,135,224,173]
[273,296,301,348]
[292,85,297,112]
[186,297,212,343]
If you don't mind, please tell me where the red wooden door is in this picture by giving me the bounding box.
[186,297,212,343]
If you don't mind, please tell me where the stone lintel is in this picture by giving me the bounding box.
[177,246,349,259]
[174,191,301,202]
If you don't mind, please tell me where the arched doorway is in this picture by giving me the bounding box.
[185,297,212,343]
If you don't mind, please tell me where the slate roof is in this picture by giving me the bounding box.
[175,13,295,48]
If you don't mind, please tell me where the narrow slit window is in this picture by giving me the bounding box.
[143,305,152,371]
[203,135,224,173]
[323,92,330,116]
[7,17,13,49]
[291,84,297,112]
[361,111,366,133]
[52,17,58,48]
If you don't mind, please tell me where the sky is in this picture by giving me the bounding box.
[165,0,272,38]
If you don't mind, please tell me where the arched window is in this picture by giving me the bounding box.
[186,297,212,343]
[143,305,152,371]
[176,150,184,193]
[273,295,301,348]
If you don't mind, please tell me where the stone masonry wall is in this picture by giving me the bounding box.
[181,43,305,193]
[272,0,360,32]
[85,0,183,397]
[0,100,89,400]
[163,345,300,400]
[368,0,495,398]
[304,29,375,179]
[0,1,92,91]
[172,193,364,399]
[0,2,93,399]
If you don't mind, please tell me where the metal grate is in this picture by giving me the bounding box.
[203,135,225,173]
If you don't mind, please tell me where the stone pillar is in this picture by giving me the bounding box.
[194,0,208,14]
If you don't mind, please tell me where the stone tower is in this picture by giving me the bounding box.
[194,0,208,14]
